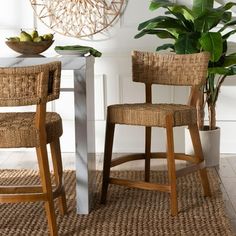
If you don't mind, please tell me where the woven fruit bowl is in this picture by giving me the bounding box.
[5,40,54,55]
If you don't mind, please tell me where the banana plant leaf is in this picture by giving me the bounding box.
[199,32,223,61]
[150,1,195,30]
[208,65,236,75]
[167,29,181,38]
[192,0,214,16]
[168,5,194,22]
[145,18,188,31]
[221,12,232,23]
[208,67,230,75]
[194,9,227,32]
[213,2,236,27]
[227,65,236,75]
[134,29,176,39]
[174,33,200,54]
[168,11,194,31]
[220,21,236,33]
[223,53,236,67]
[149,0,174,11]
[138,16,178,31]
[222,29,236,40]
[156,43,174,51]
[216,2,236,11]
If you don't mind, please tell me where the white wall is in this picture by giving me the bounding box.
[0,0,236,153]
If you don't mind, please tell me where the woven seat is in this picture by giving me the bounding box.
[101,51,212,216]
[108,103,197,127]
[0,112,62,147]
[0,62,67,236]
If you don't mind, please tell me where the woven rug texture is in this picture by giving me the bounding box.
[0,169,235,236]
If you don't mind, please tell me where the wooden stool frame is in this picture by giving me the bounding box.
[101,51,211,216]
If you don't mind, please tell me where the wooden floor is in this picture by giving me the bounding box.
[0,151,236,233]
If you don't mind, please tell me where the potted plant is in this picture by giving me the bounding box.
[134,0,236,166]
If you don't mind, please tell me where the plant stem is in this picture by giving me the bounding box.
[197,86,205,130]
[208,104,216,130]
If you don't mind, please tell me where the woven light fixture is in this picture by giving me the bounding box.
[30,0,127,39]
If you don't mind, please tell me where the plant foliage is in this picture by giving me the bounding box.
[135,0,236,130]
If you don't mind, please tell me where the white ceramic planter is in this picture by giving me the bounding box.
[185,127,220,167]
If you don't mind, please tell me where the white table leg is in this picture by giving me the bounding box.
[73,61,96,214]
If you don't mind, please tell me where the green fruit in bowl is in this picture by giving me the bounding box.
[31,29,39,39]
[42,33,54,41]
[33,36,44,42]
[6,37,20,42]
[19,30,32,42]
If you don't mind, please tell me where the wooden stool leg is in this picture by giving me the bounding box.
[145,127,151,182]
[50,139,67,215]
[188,124,211,197]
[101,121,115,204]
[36,146,58,236]
[166,116,178,216]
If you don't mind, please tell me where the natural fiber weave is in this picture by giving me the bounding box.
[132,51,210,86]
[107,51,209,128]
[0,62,61,106]
[30,0,127,38]
[108,103,197,127]
[0,62,63,148]
[0,112,62,148]
[0,169,234,236]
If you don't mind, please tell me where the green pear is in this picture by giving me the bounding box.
[19,30,32,42]
[6,37,20,42]
[31,29,39,39]
[33,36,43,42]
[42,33,54,41]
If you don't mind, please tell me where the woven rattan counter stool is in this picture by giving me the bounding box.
[0,62,67,236]
[101,51,212,216]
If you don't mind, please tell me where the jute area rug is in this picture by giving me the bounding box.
[0,169,234,236]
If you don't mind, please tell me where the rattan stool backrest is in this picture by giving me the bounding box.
[0,61,61,107]
[132,51,210,86]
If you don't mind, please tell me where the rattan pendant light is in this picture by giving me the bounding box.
[30,0,127,39]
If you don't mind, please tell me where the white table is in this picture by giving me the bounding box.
[0,55,96,214]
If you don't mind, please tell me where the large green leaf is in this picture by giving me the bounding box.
[134,29,176,39]
[174,33,200,54]
[194,9,225,32]
[167,29,181,38]
[223,53,236,67]
[149,0,194,29]
[149,0,174,11]
[216,2,236,11]
[192,0,214,16]
[145,18,187,31]
[167,10,195,31]
[154,30,177,39]
[199,32,223,62]
[208,67,229,75]
[219,20,236,32]
[221,12,232,23]
[156,43,174,51]
[222,29,236,40]
[194,2,236,32]
[168,5,194,22]
[227,65,236,75]
[138,16,177,31]
[208,65,236,76]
